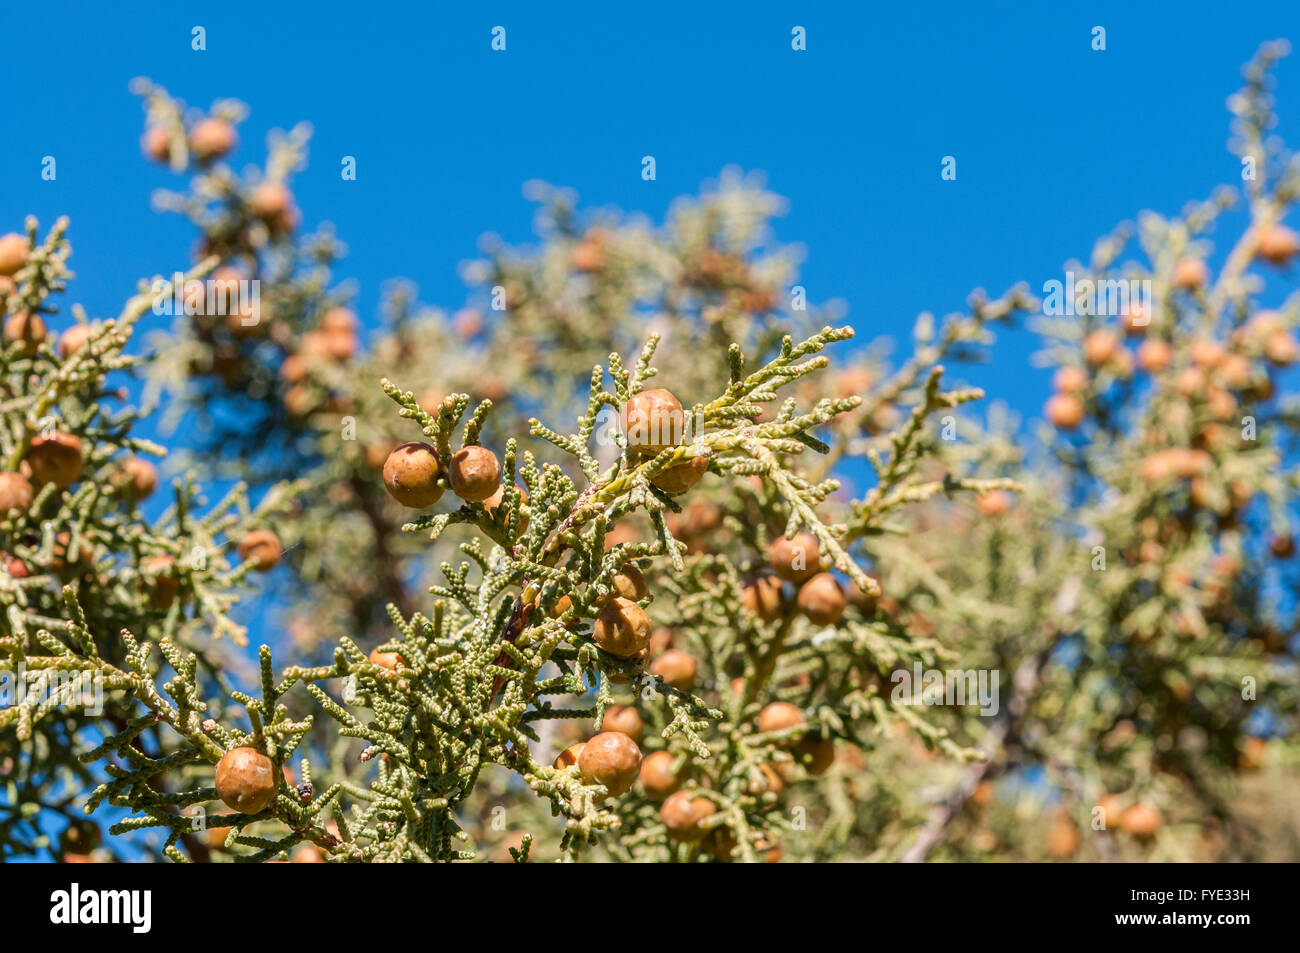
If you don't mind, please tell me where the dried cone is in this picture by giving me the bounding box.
[975,490,1012,517]
[50,532,92,573]
[119,457,158,500]
[602,704,644,743]
[4,311,46,356]
[748,762,785,798]
[249,181,292,220]
[547,594,574,620]
[639,750,681,800]
[757,701,805,743]
[1190,337,1225,369]
[59,323,93,359]
[418,389,443,414]
[189,117,236,161]
[610,563,648,602]
[206,820,235,850]
[27,432,83,489]
[0,233,28,277]
[1173,256,1208,289]
[1120,301,1149,336]
[554,742,585,770]
[1082,329,1119,367]
[794,733,836,776]
[3,553,30,578]
[1137,339,1172,373]
[1256,223,1299,265]
[650,454,709,494]
[141,126,171,163]
[649,649,697,691]
[622,388,685,456]
[1265,330,1299,367]
[1052,365,1088,394]
[577,731,642,797]
[368,647,404,670]
[1097,795,1124,830]
[769,532,820,583]
[1046,815,1080,858]
[484,483,529,531]
[143,555,180,609]
[1121,804,1163,839]
[0,472,34,514]
[448,445,501,502]
[290,844,325,863]
[571,233,606,272]
[1238,736,1268,771]
[214,747,277,815]
[453,308,482,338]
[796,572,846,625]
[660,790,714,842]
[382,442,444,508]
[592,596,652,658]
[320,306,358,335]
[237,529,283,571]
[649,626,674,655]
[1044,392,1084,430]
[741,572,784,623]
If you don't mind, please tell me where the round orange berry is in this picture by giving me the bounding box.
[215,746,277,815]
[0,233,29,277]
[649,649,697,690]
[554,742,585,770]
[577,731,642,797]
[610,563,648,602]
[796,572,846,626]
[593,597,652,658]
[4,311,46,356]
[757,701,805,742]
[0,472,34,515]
[639,750,681,800]
[448,445,501,502]
[650,454,709,494]
[1044,392,1084,430]
[602,704,644,742]
[382,442,444,508]
[660,790,714,841]
[237,529,283,571]
[741,572,785,623]
[27,432,83,489]
[622,388,685,456]
[189,117,236,161]
[769,531,820,583]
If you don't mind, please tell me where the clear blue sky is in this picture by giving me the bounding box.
[2,1,1297,422]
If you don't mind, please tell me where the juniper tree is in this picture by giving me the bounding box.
[868,41,1300,862]
[4,45,1298,863]
[0,219,298,859]
[0,78,1029,863]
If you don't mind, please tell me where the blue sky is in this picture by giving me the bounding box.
[2,1,1297,422]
